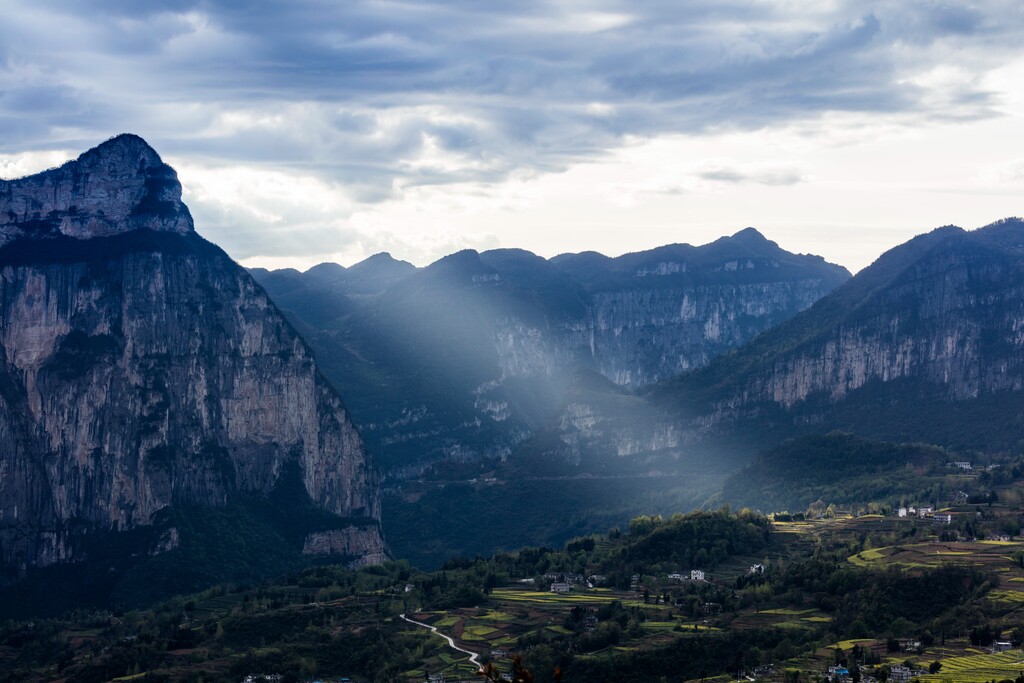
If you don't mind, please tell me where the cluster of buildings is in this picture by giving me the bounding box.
[546,571,587,593]
[827,663,923,682]
[667,569,706,582]
[895,505,934,519]
[895,505,964,525]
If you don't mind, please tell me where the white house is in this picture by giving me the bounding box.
[953,461,973,470]
[934,513,954,524]
[889,665,912,682]
[749,564,766,574]
[550,582,572,593]
[897,507,908,518]
[690,569,705,581]
[668,572,686,581]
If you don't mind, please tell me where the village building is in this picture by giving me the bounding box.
[889,665,912,682]
[690,569,705,581]
[550,582,572,593]
[900,638,921,652]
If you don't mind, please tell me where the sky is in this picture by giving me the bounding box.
[2,1,1024,273]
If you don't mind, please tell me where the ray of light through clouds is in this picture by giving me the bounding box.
[1,0,1024,271]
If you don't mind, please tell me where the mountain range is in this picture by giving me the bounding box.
[243,190,1024,565]
[251,228,850,477]
[5,133,1024,601]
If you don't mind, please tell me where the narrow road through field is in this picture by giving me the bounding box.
[399,613,481,668]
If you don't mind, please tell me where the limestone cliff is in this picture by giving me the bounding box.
[0,135,384,581]
[678,219,1024,438]
[547,218,1024,471]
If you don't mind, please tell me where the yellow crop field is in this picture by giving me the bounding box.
[475,610,516,621]
[919,650,1024,682]
[491,589,619,605]
[987,589,1024,604]
[464,624,498,636]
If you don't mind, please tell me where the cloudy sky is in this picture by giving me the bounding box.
[2,1,1024,272]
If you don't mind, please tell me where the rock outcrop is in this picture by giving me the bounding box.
[0,135,385,580]
[0,134,193,246]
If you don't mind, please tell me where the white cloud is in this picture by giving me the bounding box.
[3,1,1024,272]
[0,150,73,179]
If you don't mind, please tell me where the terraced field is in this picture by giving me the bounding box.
[917,649,1024,682]
[847,540,1024,573]
[490,588,621,605]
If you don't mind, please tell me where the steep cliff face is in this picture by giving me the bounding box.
[670,220,1024,413]
[558,228,850,388]
[543,219,1024,474]
[747,226,1024,406]
[253,232,849,475]
[0,135,384,582]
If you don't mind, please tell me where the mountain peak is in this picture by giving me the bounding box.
[348,252,417,278]
[0,133,193,247]
[87,133,162,163]
[730,226,769,242]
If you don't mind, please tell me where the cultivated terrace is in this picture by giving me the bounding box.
[7,460,1024,683]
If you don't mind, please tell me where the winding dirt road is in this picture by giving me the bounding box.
[399,613,481,668]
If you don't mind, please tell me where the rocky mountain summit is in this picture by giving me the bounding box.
[0,133,193,245]
[0,135,385,601]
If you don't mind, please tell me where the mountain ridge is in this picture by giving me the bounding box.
[251,228,850,479]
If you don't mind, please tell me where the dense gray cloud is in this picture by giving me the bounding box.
[2,1,1023,260]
